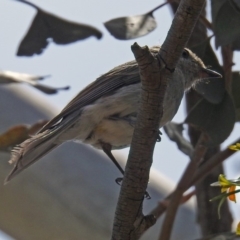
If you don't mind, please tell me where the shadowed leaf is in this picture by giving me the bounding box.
[0,120,48,151]
[104,3,167,40]
[211,0,240,50]
[0,70,70,94]
[15,0,102,56]
[185,92,235,146]
[32,84,70,94]
[163,122,193,157]
[191,38,225,104]
[232,72,240,121]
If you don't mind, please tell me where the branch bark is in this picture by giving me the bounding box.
[111,0,206,239]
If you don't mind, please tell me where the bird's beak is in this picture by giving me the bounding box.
[200,68,222,79]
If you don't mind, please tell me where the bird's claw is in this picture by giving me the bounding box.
[115,177,123,185]
[156,130,162,142]
[144,191,151,199]
[115,177,151,199]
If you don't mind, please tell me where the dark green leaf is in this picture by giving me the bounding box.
[15,0,102,56]
[185,92,235,146]
[211,0,240,50]
[191,38,225,104]
[33,84,70,94]
[104,3,167,40]
[232,72,240,121]
[217,196,226,219]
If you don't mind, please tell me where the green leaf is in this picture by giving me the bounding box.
[217,197,226,219]
[185,92,235,146]
[190,38,225,104]
[211,0,240,50]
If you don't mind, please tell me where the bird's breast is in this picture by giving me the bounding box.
[63,78,185,149]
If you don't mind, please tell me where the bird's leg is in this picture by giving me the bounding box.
[101,142,125,184]
[101,142,125,176]
[101,142,151,200]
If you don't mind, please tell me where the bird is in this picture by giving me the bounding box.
[5,46,221,183]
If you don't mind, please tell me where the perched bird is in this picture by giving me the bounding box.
[5,46,221,183]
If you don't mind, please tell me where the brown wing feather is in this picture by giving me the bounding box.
[40,46,160,133]
[39,61,140,132]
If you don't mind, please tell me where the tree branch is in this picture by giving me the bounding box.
[111,0,206,239]
[146,137,239,234]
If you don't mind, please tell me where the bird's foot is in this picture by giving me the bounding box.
[115,177,151,199]
[156,130,162,142]
[115,177,123,185]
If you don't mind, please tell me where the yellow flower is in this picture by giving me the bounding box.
[211,174,238,202]
[229,143,240,151]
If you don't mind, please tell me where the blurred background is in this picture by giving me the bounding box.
[0,0,240,239]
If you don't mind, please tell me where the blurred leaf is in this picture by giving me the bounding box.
[15,0,102,56]
[232,72,240,121]
[163,122,193,157]
[0,71,50,83]
[191,38,225,104]
[0,120,48,151]
[0,70,70,94]
[104,3,167,40]
[0,126,28,151]
[211,0,240,50]
[32,84,70,94]
[185,92,235,146]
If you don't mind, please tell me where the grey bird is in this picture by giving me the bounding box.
[5,46,221,183]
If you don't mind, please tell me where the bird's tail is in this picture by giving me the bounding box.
[5,128,61,184]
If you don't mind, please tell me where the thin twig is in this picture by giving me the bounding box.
[159,133,208,240]
[147,138,239,230]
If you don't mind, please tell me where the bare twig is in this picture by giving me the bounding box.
[146,137,239,233]
[191,141,239,186]
[159,133,208,240]
[199,15,213,31]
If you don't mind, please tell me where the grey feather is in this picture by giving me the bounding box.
[5,46,222,183]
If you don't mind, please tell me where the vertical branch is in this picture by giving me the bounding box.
[111,0,206,239]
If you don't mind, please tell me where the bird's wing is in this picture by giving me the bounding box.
[6,62,140,182]
[39,60,140,132]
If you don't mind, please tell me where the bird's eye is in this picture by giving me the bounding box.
[182,49,189,59]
